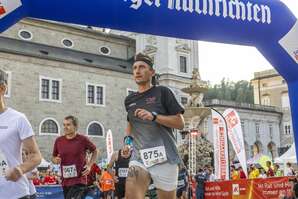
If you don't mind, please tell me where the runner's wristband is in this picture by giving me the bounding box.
[124,136,133,146]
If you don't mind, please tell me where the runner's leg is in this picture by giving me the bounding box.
[156,189,176,199]
[125,166,151,199]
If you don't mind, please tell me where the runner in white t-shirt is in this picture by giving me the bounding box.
[0,69,42,199]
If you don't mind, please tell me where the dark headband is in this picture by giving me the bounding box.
[134,53,154,68]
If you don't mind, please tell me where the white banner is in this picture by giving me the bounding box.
[0,0,22,19]
[211,109,229,180]
[106,129,114,162]
[223,108,247,177]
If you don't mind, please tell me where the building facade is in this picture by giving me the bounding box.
[251,69,293,154]
[1,19,137,160]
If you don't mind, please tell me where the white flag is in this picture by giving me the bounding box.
[106,129,114,162]
[223,109,247,177]
[211,109,229,180]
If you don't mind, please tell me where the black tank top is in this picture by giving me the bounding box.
[114,150,131,184]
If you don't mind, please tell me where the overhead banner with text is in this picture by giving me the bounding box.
[212,109,229,181]
[224,109,247,177]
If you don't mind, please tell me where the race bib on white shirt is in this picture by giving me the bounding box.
[0,151,8,177]
[118,168,129,178]
[62,165,78,178]
[140,146,167,168]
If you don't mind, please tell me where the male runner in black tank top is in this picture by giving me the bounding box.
[108,146,131,199]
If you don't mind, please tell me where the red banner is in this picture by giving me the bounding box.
[205,177,294,199]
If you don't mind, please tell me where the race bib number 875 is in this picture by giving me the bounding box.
[140,146,167,168]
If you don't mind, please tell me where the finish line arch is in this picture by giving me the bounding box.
[0,0,298,158]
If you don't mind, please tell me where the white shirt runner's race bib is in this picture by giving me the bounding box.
[140,146,167,168]
[0,151,8,177]
[62,165,78,178]
[118,168,129,178]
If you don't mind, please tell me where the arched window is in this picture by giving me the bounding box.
[87,121,104,137]
[39,118,60,135]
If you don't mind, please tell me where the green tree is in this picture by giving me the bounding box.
[204,79,253,103]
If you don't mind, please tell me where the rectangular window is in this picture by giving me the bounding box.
[241,121,245,136]
[281,93,290,108]
[40,76,62,102]
[88,85,95,104]
[255,122,260,139]
[179,56,187,73]
[284,123,291,135]
[41,79,50,99]
[86,83,105,106]
[52,80,60,100]
[269,124,273,139]
[96,86,103,105]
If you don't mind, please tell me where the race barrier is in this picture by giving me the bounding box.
[36,186,64,199]
[205,177,294,199]
[36,185,100,199]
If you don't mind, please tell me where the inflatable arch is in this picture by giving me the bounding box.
[0,0,298,157]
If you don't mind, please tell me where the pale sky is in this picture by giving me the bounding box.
[199,0,298,85]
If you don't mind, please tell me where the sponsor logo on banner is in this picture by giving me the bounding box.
[0,0,22,19]
[232,184,240,195]
[225,111,239,129]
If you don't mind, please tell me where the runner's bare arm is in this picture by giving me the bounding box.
[155,113,184,130]
[82,148,98,176]
[6,136,42,182]
[135,109,185,130]
[19,136,42,173]
[51,154,61,164]
[126,122,132,135]
[87,148,98,167]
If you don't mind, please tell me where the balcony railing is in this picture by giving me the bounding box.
[203,99,282,113]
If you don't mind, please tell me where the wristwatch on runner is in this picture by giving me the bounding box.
[151,112,158,121]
